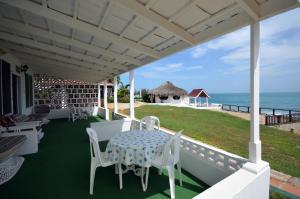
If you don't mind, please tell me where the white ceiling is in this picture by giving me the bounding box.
[0,0,298,82]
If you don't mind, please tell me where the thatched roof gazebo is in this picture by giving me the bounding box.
[148,81,187,104]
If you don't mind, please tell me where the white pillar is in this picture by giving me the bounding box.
[104,80,108,109]
[129,70,135,119]
[104,80,109,120]
[97,83,101,107]
[249,20,261,164]
[206,97,208,107]
[114,76,118,114]
[194,97,197,106]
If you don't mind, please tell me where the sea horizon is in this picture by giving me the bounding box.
[203,92,300,111]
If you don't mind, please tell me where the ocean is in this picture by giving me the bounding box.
[207,92,300,111]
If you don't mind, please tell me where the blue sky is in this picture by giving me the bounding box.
[121,8,300,93]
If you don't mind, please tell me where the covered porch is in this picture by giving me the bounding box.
[0,0,299,198]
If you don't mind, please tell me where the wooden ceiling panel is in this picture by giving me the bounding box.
[50,20,72,37]
[195,0,235,14]
[173,5,210,29]
[0,3,23,22]
[47,0,74,16]
[151,0,189,18]
[78,0,105,26]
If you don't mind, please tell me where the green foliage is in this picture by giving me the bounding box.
[141,89,151,102]
[124,105,300,177]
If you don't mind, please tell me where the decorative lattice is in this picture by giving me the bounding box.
[34,74,98,109]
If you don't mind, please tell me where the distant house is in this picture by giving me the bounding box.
[148,81,187,104]
[188,89,210,107]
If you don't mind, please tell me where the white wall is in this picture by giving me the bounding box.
[194,162,270,199]
[0,52,34,115]
[154,95,185,104]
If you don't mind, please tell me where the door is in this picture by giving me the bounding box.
[12,74,21,114]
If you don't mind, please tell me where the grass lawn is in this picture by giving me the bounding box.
[124,105,300,177]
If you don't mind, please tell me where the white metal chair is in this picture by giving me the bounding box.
[78,108,88,120]
[86,128,120,194]
[140,116,160,131]
[149,131,183,199]
[70,107,79,122]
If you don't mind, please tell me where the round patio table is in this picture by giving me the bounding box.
[105,130,170,167]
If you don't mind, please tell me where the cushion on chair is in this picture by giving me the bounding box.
[0,116,16,127]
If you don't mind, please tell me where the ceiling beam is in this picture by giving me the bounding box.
[0,0,160,58]
[0,41,115,75]
[0,17,142,66]
[187,3,240,32]
[98,0,112,29]
[113,0,196,45]
[235,0,260,20]
[18,56,108,81]
[258,0,299,20]
[26,63,103,82]
[160,12,251,57]
[0,31,127,71]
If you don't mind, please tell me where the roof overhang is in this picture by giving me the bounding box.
[0,0,298,82]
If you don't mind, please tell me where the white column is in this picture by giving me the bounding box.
[206,97,208,107]
[114,76,118,114]
[129,70,135,119]
[194,97,197,106]
[249,20,261,164]
[104,80,109,120]
[104,80,108,109]
[97,83,101,107]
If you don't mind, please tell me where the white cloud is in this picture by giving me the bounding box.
[192,47,207,58]
[186,65,203,70]
[153,63,183,72]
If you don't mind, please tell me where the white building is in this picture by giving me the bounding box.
[148,81,187,104]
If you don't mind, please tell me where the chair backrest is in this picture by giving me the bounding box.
[140,116,160,131]
[90,118,132,141]
[86,128,103,166]
[161,130,183,166]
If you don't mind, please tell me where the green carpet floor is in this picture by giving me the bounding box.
[0,117,208,199]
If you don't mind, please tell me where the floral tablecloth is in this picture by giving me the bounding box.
[105,130,170,167]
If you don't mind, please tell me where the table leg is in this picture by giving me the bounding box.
[118,163,123,190]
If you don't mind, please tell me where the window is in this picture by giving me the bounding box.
[159,96,168,100]
[1,60,12,115]
[173,96,180,100]
[25,73,33,107]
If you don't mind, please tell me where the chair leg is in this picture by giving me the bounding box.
[118,163,123,190]
[158,168,163,175]
[115,164,118,174]
[177,162,183,186]
[141,167,150,192]
[166,166,175,199]
[90,164,96,195]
